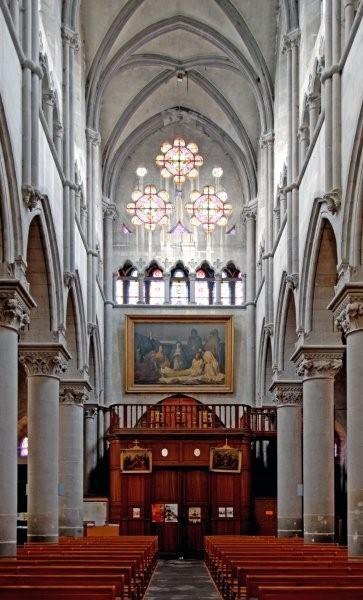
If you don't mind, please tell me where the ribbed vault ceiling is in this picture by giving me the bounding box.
[71,0,293,204]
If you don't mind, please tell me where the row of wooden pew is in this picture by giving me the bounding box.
[0,535,158,599]
[204,535,363,600]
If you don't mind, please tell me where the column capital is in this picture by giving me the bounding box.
[259,131,274,149]
[241,203,257,223]
[307,92,321,110]
[328,283,363,335]
[102,198,117,219]
[21,185,45,212]
[42,89,56,107]
[59,379,92,406]
[85,127,101,146]
[0,279,35,331]
[61,25,80,50]
[298,124,309,141]
[282,28,301,53]
[270,379,303,407]
[84,405,98,419]
[19,343,71,378]
[291,345,344,380]
[315,188,342,214]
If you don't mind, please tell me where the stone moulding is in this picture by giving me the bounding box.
[291,345,345,380]
[0,279,35,331]
[328,283,363,335]
[269,379,303,407]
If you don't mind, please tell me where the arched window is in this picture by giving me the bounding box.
[145,262,164,305]
[195,262,215,305]
[221,262,245,305]
[19,437,28,457]
[115,261,138,304]
[170,263,189,305]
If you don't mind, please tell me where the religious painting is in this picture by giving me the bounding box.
[120,444,152,474]
[151,503,164,523]
[188,507,201,523]
[125,315,234,393]
[210,445,241,473]
[164,503,178,523]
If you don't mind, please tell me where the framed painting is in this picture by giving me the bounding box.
[125,314,234,393]
[120,446,152,474]
[210,446,241,473]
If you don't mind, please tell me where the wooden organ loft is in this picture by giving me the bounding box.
[108,396,277,557]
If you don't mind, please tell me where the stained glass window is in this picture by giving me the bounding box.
[19,436,28,457]
[195,268,213,305]
[170,267,189,304]
[145,267,164,305]
[126,185,173,230]
[115,279,123,304]
[156,138,203,185]
[235,273,245,305]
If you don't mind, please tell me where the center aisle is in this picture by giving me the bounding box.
[144,559,222,600]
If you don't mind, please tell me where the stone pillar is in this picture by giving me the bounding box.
[307,93,320,137]
[19,343,70,543]
[298,124,309,168]
[292,345,344,543]
[270,381,303,537]
[137,274,144,304]
[214,273,222,305]
[43,90,55,132]
[189,273,196,304]
[102,201,116,407]
[9,0,20,36]
[242,204,257,404]
[163,273,170,304]
[84,405,98,496]
[59,381,90,537]
[0,282,33,556]
[344,0,356,43]
[330,284,363,555]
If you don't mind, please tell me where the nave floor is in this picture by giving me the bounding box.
[144,559,222,600]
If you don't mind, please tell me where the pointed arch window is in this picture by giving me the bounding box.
[115,262,138,304]
[170,264,190,305]
[221,262,245,305]
[145,263,164,305]
[195,263,215,305]
[19,437,28,457]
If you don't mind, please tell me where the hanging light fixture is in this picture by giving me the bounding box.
[155,137,203,186]
[127,185,174,231]
[185,185,233,232]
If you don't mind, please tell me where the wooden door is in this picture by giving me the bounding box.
[182,468,209,558]
[254,497,277,535]
[150,469,181,556]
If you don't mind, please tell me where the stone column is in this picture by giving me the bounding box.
[9,0,20,36]
[43,90,55,132]
[298,124,309,168]
[307,93,320,137]
[344,0,356,43]
[137,274,144,304]
[163,273,170,304]
[214,273,222,305]
[189,273,196,304]
[270,381,303,537]
[59,381,90,537]
[19,343,70,543]
[0,282,33,556]
[84,405,98,496]
[242,204,257,404]
[292,345,344,543]
[102,201,116,407]
[330,284,363,555]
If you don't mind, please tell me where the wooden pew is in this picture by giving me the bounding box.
[258,587,363,599]
[0,586,116,599]
[246,575,363,600]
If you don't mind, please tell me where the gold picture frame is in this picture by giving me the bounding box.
[120,443,152,474]
[210,445,241,473]
[125,314,234,393]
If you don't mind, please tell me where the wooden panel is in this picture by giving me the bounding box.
[126,474,148,503]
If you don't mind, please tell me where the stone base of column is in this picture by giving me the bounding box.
[349,488,363,555]
[59,525,83,537]
[27,533,59,543]
[278,517,302,538]
[304,514,335,543]
[0,541,16,557]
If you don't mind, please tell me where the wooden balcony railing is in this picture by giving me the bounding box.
[108,404,276,435]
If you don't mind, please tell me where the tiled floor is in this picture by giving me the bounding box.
[144,559,221,600]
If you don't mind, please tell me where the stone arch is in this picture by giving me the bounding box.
[274,272,298,375]
[25,203,64,333]
[341,102,363,269]
[64,287,81,376]
[0,95,23,266]
[300,211,339,343]
[88,324,103,405]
